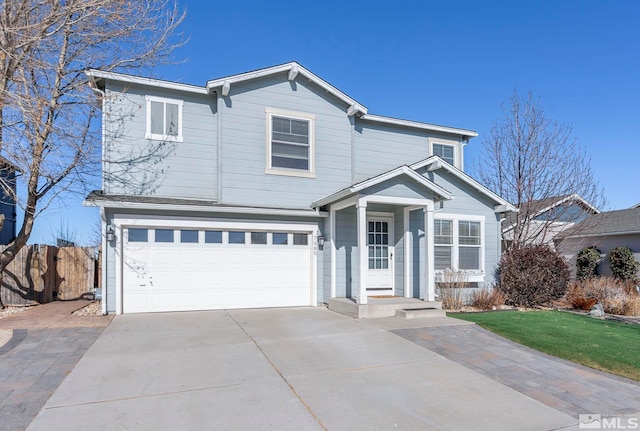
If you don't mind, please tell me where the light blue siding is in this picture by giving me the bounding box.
[353,120,461,183]
[219,74,353,208]
[416,168,501,286]
[335,208,358,297]
[364,179,435,201]
[104,81,217,200]
[410,209,425,298]
[393,207,405,297]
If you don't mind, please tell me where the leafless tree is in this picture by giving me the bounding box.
[0,0,185,308]
[477,91,606,250]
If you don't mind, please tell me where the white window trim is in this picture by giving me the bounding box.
[265,107,315,178]
[145,95,184,142]
[434,213,485,282]
[430,141,457,167]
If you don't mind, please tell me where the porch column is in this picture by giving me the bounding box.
[403,208,411,298]
[330,207,336,299]
[357,199,368,304]
[424,204,436,301]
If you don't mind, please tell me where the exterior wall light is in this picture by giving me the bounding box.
[317,235,325,249]
[106,225,115,242]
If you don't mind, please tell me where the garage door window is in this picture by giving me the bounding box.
[180,230,198,243]
[205,230,222,244]
[229,231,245,244]
[273,232,288,245]
[128,228,148,242]
[251,232,267,244]
[155,229,174,243]
[293,233,308,245]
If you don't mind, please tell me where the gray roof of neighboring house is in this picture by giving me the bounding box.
[556,207,640,239]
[503,193,599,229]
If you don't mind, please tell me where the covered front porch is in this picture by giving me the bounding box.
[313,166,452,317]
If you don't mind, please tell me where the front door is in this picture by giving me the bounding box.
[366,217,394,296]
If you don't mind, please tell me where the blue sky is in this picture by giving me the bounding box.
[29,0,640,244]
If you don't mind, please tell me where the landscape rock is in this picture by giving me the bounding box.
[589,302,605,318]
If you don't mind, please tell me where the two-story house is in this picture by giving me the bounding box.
[86,62,516,315]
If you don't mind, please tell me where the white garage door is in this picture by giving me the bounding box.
[122,227,313,313]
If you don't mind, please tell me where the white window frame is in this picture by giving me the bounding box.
[265,107,315,178]
[434,214,485,282]
[145,95,184,142]
[431,142,456,166]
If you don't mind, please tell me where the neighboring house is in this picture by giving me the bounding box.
[554,207,640,279]
[0,157,18,245]
[85,62,516,315]
[502,194,599,250]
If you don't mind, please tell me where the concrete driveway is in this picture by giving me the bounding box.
[27,307,579,431]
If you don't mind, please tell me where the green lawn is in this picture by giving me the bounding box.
[449,310,640,381]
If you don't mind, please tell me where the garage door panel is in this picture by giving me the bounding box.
[123,227,312,313]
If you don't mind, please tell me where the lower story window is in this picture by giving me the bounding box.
[434,218,483,272]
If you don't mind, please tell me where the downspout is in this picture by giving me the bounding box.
[88,75,109,315]
[100,207,108,315]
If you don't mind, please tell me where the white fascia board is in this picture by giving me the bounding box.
[312,166,451,208]
[537,193,601,216]
[83,199,327,218]
[412,156,518,213]
[205,62,368,115]
[85,69,208,95]
[559,230,640,239]
[360,114,478,139]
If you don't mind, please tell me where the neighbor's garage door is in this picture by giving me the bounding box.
[122,227,312,313]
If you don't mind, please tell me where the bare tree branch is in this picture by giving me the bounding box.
[476,90,607,250]
[0,0,185,308]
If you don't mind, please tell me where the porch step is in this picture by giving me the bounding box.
[328,297,442,319]
[396,308,446,319]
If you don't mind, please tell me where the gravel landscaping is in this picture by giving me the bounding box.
[72,301,102,316]
[0,305,28,319]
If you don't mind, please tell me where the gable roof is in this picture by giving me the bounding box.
[555,207,640,239]
[206,62,368,116]
[312,165,452,208]
[410,156,517,213]
[87,62,478,140]
[86,69,208,95]
[503,193,600,230]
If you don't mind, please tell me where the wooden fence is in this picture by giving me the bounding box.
[0,245,100,306]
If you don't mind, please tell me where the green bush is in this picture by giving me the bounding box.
[496,245,570,307]
[609,246,639,282]
[576,246,601,281]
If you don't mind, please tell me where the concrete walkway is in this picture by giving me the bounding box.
[0,301,113,431]
[26,308,580,431]
[393,323,640,418]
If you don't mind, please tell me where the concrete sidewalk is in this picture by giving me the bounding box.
[0,301,113,431]
[27,308,579,431]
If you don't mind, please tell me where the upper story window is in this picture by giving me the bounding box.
[432,143,455,165]
[266,107,315,178]
[145,96,183,142]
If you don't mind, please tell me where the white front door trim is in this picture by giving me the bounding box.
[366,213,395,296]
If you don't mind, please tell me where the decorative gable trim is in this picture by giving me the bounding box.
[411,156,518,213]
[205,62,368,117]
